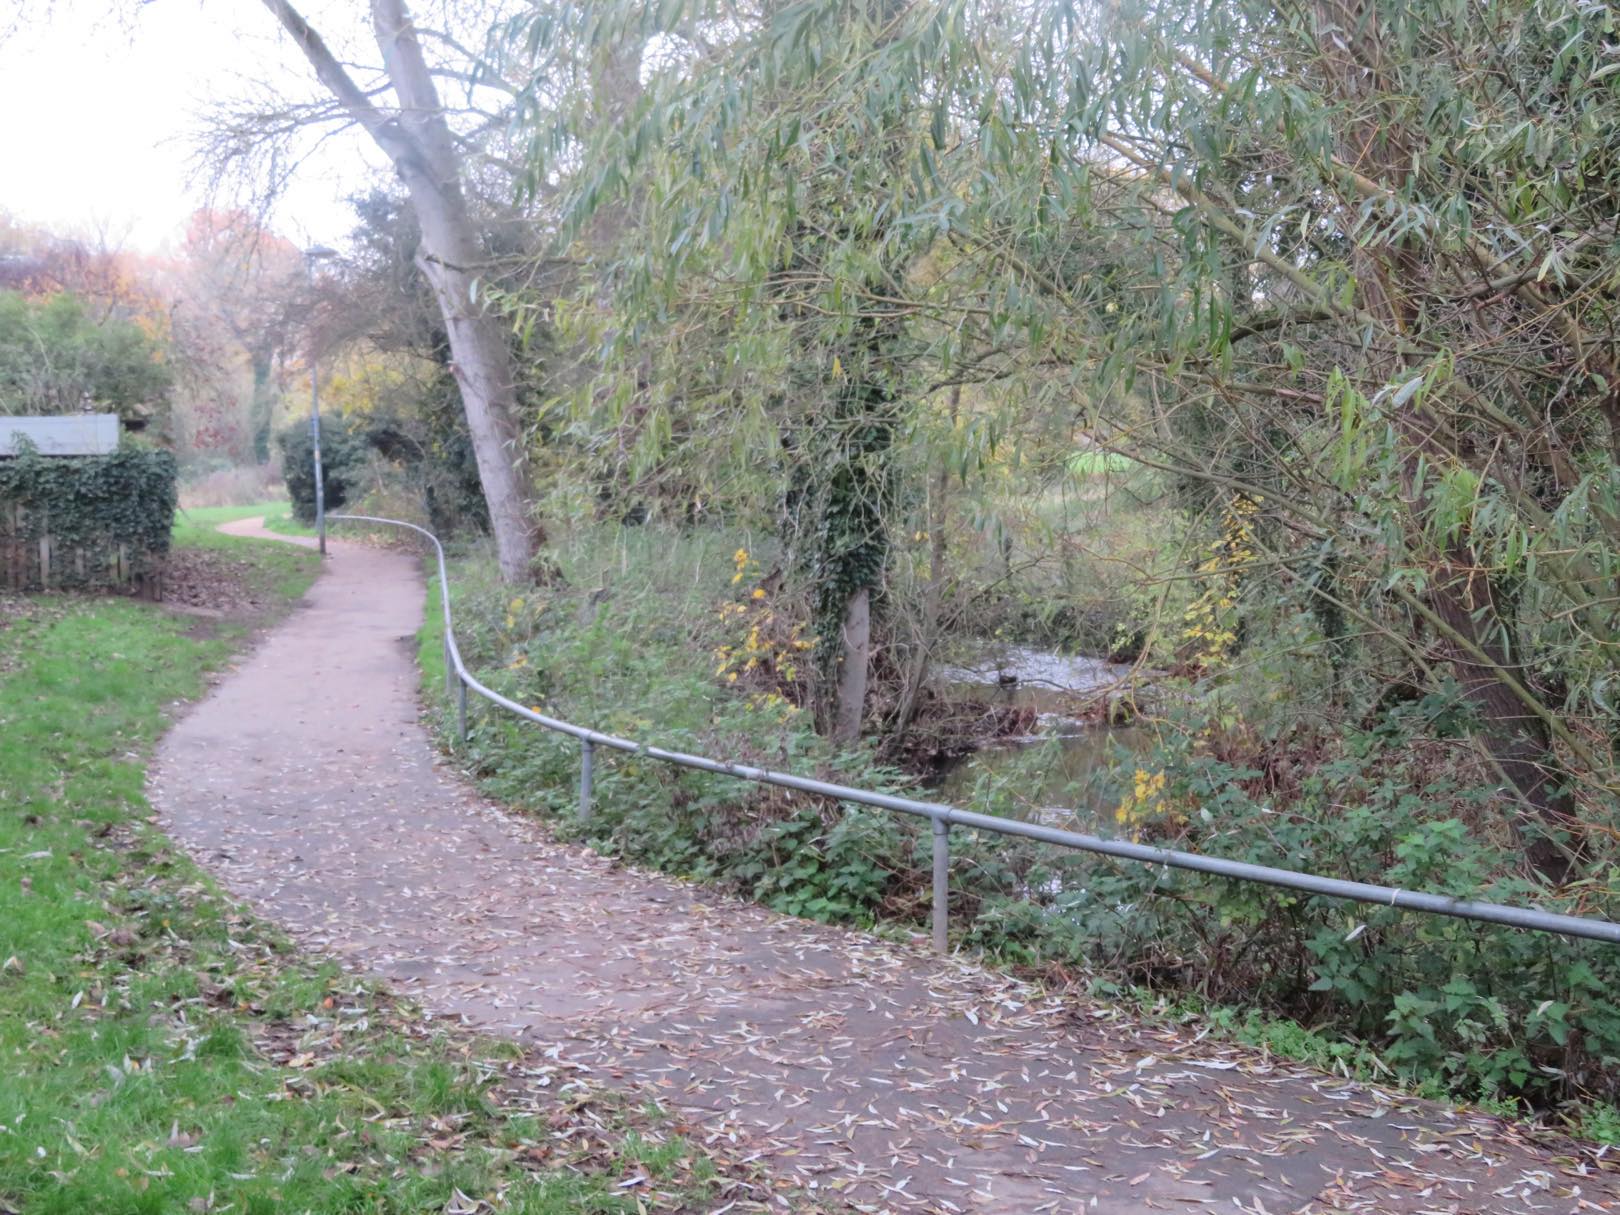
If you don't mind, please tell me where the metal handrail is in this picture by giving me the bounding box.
[331,513,1620,948]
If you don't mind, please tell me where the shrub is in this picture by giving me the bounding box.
[275,414,367,524]
[275,411,489,535]
[942,702,1620,1111]
[0,292,173,436]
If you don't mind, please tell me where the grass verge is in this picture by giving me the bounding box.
[0,520,797,1214]
[170,503,320,607]
[258,507,317,540]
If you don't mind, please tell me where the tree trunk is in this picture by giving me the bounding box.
[249,347,274,464]
[832,584,871,745]
[260,0,541,583]
[407,214,542,581]
[1424,556,1581,883]
[1311,0,1582,881]
[891,389,957,738]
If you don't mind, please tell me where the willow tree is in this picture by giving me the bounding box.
[510,0,1618,875]
[596,0,1618,875]
[513,0,1009,740]
[963,0,1620,881]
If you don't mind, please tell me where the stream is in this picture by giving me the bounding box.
[930,645,1150,824]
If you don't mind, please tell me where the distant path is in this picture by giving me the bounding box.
[149,517,1620,1214]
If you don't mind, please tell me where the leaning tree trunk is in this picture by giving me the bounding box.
[1424,554,1580,882]
[404,194,542,581]
[261,0,541,583]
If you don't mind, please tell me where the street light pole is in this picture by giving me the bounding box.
[303,245,337,556]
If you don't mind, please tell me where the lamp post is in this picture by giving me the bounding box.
[303,244,337,555]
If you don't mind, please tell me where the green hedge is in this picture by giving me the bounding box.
[0,446,178,591]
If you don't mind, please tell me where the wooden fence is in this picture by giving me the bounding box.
[0,501,160,595]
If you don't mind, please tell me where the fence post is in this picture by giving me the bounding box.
[456,678,468,744]
[579,740,594,822]
[932,817,950,954]
[443,629,454,698]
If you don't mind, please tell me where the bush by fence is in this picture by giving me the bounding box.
[276,414,366,525]
[276,412,488,537]
[0,446,178,593]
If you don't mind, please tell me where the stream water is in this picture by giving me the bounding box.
[930,645,1150,823]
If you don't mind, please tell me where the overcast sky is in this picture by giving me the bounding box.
[0,1,390,253]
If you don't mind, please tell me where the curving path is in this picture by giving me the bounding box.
[149,518,1620,1214]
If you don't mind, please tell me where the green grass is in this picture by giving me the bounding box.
[176,497,360,542]
[0,523,760,1214]
[258,507,316,539]
[174,500,312,543]
[169,503,322,606]
[172,500,285,531]
[1065,448,1140,477]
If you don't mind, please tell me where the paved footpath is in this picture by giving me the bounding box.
[150,519,1620,1214]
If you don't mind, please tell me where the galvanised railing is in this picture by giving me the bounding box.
[332,514,1620,949]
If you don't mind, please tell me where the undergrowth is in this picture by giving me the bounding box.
[428,525,925,928]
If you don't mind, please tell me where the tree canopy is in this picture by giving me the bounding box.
[0,291,172,433]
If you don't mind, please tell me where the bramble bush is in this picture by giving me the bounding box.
[946,699,1620,1111]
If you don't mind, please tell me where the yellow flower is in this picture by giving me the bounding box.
[1118,769,1167,827]
[752,588,766,600]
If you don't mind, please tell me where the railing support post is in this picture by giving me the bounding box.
[456,677,467,744]
[443,629,454,698]
[579,740,594,822]
[932,817,950,954]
